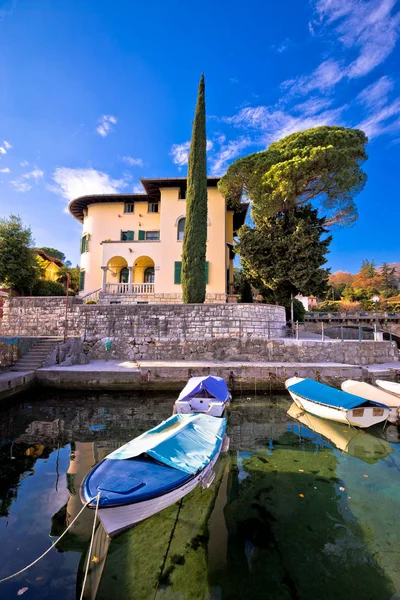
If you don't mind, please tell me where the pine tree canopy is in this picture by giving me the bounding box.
[219,126,368,228]
[181,74,208,303]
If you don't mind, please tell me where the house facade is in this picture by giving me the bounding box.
[35,250,64,281]
[68,177,248,303]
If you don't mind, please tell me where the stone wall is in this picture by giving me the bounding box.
[85,336,398,365]
[0,298,286,339]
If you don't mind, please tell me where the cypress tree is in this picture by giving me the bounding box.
[182,74,208,303]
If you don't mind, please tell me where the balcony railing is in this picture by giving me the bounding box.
[105,283,155,294]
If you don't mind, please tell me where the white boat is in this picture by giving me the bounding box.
[174,376,231,417]
[376,379,400,399]
[285,377,390,428]
[81,413,228,538]
[341,380,400,424]
[287,403,392,463]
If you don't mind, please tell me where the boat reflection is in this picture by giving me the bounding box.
[287,403,393,463]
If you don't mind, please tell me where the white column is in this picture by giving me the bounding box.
[128,266,133,293]
[101,267,107,292]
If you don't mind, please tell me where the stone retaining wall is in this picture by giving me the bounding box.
[0,298,286,339]
[85,336,398,365]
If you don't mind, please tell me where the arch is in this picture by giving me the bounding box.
[177,217,186,241]
[133,256,155,284]
[175,214,211,227]
[106,256,128,281]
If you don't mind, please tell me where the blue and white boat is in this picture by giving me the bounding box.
[285,377,390,428]
[81,413,227,537]
[174,376,231,417]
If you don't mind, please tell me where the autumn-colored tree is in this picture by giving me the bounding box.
[352,259,382,291]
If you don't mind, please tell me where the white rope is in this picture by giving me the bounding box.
[79,493,101,600]
[0,493,100,584]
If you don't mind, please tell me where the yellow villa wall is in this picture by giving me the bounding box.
[80,187,229,295]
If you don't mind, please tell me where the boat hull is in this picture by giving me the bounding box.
[174,398,228,417]
[341,380,400,424]
[285,377,389,428]
[376,379,400,399]
[97,436,226,538]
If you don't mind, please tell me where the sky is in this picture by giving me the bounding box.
[0,0,399,273]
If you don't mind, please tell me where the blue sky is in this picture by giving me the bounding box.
[0,0,399,272]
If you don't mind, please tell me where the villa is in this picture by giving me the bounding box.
[68,177,248,303]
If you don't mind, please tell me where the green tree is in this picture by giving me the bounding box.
[182,74,208,303]
[219,126,368,227]
[0,215,39,294]
[380,262,397,296]
[238,271,253,303]
[56,265,80,293]
[236,205,331,305]
[38,247,66,262]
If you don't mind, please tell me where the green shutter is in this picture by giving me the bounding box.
[127,230,135,241]
[174,261,182,284]
[138,230,145,241]
[80,235,88,254]
[79,270,85,291]
[205,261,209,284]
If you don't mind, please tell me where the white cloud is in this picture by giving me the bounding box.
[357,75,395,110]
[0,167,11,173]
[122,156,144,167]
[132,183,145,193]
[170,139,214,167]
[96,114,117,137]
[282,59,346,95]
[50,168,128,206]
[209,137,253,175]
[3,140,12,149]
[230,77,239,84]
[0,147,6,155]
[170,141,190,167]
[312,0,400,79]
[20,160,29,167]
[23,168,44,182]
[9,166,44,193]
[10,180,32,193]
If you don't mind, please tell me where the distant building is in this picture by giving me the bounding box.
[68,177,248,303]
[296,295,318,311]
[35,249,64,282]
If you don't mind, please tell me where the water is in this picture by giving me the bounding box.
[0,390,400,600]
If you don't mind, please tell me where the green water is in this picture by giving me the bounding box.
[0,390,399,600]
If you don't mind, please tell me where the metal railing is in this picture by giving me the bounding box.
[105,283,155,294]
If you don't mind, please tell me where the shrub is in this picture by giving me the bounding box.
[284,298,306,322]
[85,300,97,304]
[316,300,341,312]
[32,279,66,296]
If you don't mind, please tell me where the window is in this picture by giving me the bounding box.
[80,234,89,254]
[79,270,85,291]
[352,408,364,417]
[124,203,135,213]
[121,230,134,241]
[145,231,160,241]
[178,188,186,200]
[148,202,159,213]
[119,267,129,283]
[174,261,209,284]
[144,267,155,283]
[174,261,182,284]
[177,217,186,241]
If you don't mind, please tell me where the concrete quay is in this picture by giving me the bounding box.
[35,359,366,392]
[0,370,36,401]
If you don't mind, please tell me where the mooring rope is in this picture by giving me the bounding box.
[79,493,101,600]
[0,493,100,585]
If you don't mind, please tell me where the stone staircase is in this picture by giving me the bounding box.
[10,337,62,372]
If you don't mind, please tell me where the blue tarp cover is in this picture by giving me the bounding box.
[107,413,226,475]
[288,378,387,410]
[177,376,229,402]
